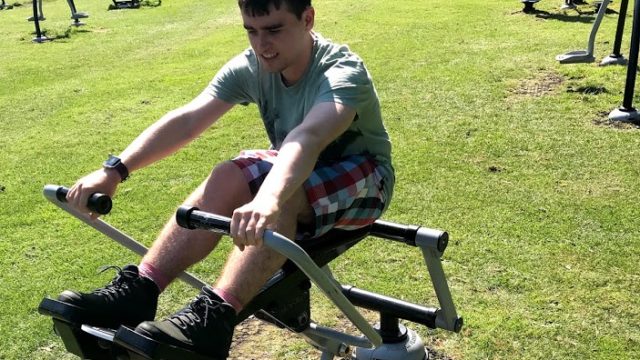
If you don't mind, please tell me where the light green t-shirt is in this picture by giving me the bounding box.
[207,32,394,200]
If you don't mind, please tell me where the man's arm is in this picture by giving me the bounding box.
[118,94,233,173]
[230,101,356,245]
[67,93,234,217]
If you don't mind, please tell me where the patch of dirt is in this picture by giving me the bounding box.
[509,71,564,98]
[592,111,640,130]
[228,314,455,360]
[229,316,317,359]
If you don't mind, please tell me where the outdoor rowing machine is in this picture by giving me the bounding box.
[38,184,463,360]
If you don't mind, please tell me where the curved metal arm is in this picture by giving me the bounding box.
[178,206,382,348]
[265,230,381,347]
[42,185,208,290]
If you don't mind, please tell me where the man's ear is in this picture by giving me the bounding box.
[304,7,315,30]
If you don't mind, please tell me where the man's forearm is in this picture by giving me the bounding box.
[256,102,356,207]
[256,126,324,207]
[256,135,321,208]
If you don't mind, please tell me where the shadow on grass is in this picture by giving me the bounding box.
[520,6,619,22]
[30,26,91,42]
[527,10,596,23]
[141,0,162,7]
[566,85,609,95]
[107,0,161,11]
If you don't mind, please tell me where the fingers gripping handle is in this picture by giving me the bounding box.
[176,205,383,348]
[44,185,112,215]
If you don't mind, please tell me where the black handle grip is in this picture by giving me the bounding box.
[176,206,231,234]
[55,186,112,215]
[369,220,420,245]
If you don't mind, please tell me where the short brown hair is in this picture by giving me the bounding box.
[238,0,311,19]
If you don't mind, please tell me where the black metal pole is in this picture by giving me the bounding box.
[621,0,640,110]
[611,0,630,57]
[68,0,81,26]
[68,0,78,14]
[32,0,44,42]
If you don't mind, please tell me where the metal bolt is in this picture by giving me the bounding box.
[338,343,351,357]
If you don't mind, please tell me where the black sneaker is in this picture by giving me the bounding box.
[58,264,159,329]
[134,286,237,359]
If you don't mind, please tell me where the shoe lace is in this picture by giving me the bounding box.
[92,265,137,297]
[169,294,224,329]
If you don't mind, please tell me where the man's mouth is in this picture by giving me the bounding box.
[262,52,277,60]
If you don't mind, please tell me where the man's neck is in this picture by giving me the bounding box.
[281,34,314,87]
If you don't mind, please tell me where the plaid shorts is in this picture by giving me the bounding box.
[231,149,388,238]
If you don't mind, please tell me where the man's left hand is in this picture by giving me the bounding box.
[230,196,280,250]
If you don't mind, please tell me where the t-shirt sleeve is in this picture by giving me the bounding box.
[205,51,257,105]
[315,57,373,112]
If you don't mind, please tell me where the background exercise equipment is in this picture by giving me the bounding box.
[609,0,640,121]
[28,0,88,43]
[521,0,541,13]
[594,0,608,12]
[1,0,13,10]
[556,0,611,63]
[38,185,463,359]
[67,0,88,27]
[30,0,48,43]
[27,0,44,20]
[601,0,630,65]
[110,0,140,10]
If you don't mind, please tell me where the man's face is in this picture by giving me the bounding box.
[242,4,313,80]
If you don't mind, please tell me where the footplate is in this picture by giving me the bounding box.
[114,326,221,360]
[38,298,124,359]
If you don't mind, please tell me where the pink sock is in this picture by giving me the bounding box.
[213,288,243,314]
[138,262,171,292]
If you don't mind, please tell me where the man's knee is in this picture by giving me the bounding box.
[210,161,243,180]
[208,161,249,193]
[189,161,252,210]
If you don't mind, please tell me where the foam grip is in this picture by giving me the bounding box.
[55,186,112,215]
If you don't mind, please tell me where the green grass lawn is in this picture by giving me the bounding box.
[1,0,639,358]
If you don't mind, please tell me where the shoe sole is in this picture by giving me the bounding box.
[38,298,88,324]
[114,326,223,360]
[39,298,127,360]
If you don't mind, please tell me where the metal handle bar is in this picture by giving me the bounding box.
[49,185,112,215]
[176,206,383,348]
[42,185,207,289]
[370,220,449,253]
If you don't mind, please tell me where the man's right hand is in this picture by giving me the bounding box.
[66,168,120,220]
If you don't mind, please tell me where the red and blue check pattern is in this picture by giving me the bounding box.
[231,150,387,238]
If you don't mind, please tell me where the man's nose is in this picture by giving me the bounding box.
[255,32,270,50]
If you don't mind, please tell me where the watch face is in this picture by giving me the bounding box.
[105,155,120,167]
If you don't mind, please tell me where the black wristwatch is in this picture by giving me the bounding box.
[103,154,129,182]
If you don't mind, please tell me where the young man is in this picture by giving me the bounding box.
[60,0,394,358]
